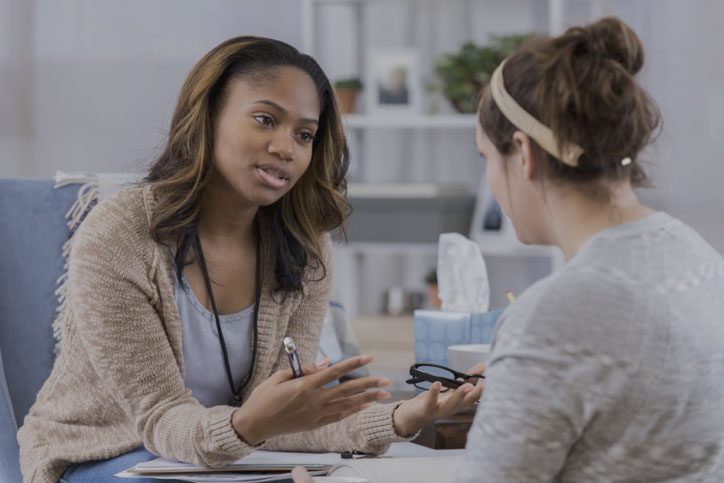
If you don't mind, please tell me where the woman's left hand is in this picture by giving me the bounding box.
[392,362,485,437]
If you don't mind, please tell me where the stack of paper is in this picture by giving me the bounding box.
[115,450,339,482]
[329,454,464,483]
[115,442,460,482]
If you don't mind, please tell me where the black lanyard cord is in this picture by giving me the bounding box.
[193,217,261,406]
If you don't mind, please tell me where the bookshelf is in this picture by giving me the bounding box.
[302,0,586,315]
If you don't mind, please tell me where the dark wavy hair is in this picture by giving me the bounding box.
[145,36,350,293]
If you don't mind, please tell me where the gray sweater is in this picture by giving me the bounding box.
[457,212,724,482]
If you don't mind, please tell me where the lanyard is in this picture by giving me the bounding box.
[193,218,261,407]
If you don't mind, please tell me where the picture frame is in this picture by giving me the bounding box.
[365,48,422,114]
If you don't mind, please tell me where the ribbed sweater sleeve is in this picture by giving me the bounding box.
[261,234,413,454]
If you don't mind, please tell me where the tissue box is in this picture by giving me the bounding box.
[414,309,503,367]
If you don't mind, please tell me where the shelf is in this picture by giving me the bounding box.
[348,182,473,198]
[338,240,561,258]
[343,114,477,129]
[306,0,572,317]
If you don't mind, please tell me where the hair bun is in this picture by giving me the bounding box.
[567,16,644,75]
[479,16,659,194]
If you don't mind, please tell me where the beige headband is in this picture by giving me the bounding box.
[490,60,584,167]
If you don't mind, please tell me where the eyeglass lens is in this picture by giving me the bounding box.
[413,365,458,391]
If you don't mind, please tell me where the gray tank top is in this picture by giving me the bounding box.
[173,273,254,407]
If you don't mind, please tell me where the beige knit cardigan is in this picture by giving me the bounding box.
[17,185,407,483]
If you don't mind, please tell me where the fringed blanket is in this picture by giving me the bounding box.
[52,171,141,353]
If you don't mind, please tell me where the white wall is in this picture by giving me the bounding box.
[639,0,724,251]
[582,0,724,251]
[0,0,33,177]
[1,0,302,178]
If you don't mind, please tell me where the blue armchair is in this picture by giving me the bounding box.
[0,179,80,481]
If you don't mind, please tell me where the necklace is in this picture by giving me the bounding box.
[193,218,261,407]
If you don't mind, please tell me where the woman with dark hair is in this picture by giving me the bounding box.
[18,37,480,482]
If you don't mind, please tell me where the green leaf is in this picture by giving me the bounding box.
[433,34,533,113]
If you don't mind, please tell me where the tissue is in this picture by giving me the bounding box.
[437,233,490,313]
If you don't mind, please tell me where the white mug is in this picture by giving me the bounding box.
[447,344,491,373]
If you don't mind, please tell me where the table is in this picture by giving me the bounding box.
[413,409,475,450]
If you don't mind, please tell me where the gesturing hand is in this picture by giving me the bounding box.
[392,362,485,437]
[232,355,392,445]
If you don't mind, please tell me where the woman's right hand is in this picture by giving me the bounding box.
[231,355,391,445]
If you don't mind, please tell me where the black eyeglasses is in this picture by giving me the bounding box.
[406,363,484,392]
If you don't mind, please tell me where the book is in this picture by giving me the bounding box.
[115,450,337,482]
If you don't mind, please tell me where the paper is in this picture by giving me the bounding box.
[384,442,451,458]
[115,450,337,482]
[132,450,340,471]
[114,468,321,482]
[115,443,452,482]
[329,454,464,483]
[437,233,490,312]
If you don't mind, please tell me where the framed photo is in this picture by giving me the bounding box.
[365,48,422,114]
[468,175,516,245]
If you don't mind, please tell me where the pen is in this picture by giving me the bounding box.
[340,450,373,459]
[283,336,304,378]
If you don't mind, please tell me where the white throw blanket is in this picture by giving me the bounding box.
[52,171,142,353]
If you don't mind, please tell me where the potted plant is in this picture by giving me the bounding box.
[333,78,363,114]
[434,35,530,113]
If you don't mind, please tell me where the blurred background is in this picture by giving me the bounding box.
[2,0,723,378]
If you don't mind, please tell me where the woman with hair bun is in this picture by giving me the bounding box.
[291,17,724,483]
[294,15,724,481]
[294,15,724,480]
[454,16,724,482]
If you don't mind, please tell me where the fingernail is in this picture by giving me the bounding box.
[462,384,473,393]
[315,359,330,368]
[359,355,373,364]
[377,391,391,400]
[378,378,392,387]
